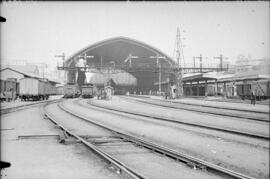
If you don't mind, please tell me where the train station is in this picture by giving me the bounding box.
[1,2,269,179]
[61,36,175,94]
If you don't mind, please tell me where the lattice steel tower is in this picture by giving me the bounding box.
[174,27,184,98]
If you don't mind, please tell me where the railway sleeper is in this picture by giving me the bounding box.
[186,161,197,170]
[78,136,126,145]
[59,137,81,145]
[185,161,207,171]
[17,134,60,140]
[59,130,71,143]
[89,138,124,144]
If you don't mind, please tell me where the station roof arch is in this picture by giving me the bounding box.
[64,36,176,70]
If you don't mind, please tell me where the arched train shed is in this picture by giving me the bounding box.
[64,36,176,94]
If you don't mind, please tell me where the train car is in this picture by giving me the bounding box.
[19,78,50,101]
[81,83,96,98]
[41,78,57,97]
[250,80,270,100]
[237,79,270,100]
[56,86,64,95]
[0,79,18,101]
[63,83,80,98]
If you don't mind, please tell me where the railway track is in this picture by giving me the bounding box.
[87,100,269,140]
[0,99,62,115]
[123,96,269,123]
[43,99,255,179]
[43,103,146,179]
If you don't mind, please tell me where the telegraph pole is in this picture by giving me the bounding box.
[124,53,139,67]
[55,53,66,83]
[150,54,166,94]
[55,53,65,68]
[193,54,208,72]
[214,54,228,71]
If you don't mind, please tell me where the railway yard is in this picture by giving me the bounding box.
[1,95,269,179]
[1,2,269,178]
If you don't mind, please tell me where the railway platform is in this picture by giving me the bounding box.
[130,95,269,114]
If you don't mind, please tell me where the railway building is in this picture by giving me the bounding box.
[60,37,175,94]
[181,70,270,99]
[58,37,269,100]
[153,68,270,100]
[0,67,41,81]
[0,67,60,101]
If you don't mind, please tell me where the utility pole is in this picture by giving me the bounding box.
[42,64,47,79]
[55,53,65,68]
[150,54,166,94]
[55,53,67,83]
[124,53,139,67]
[193,54,208,72]
[214,54,228,71]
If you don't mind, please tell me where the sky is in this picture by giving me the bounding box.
[1,1,269,70]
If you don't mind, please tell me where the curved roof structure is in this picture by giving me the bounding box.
[66,37,176,92]
[65,36,175,68]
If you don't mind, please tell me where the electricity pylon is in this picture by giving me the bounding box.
[175,27,184,98]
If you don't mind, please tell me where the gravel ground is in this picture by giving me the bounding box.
[63,98,269,179]
[0,95,63,110]
[91,97,269,138]
[1,105,121,179]
[98,143,223,179]
[46,101,224,179]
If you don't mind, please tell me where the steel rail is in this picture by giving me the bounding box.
[1,99,62,115]
[88,101,269,140]
[42,103,147,179]
[61,100,255,179]
[122,96,269,123]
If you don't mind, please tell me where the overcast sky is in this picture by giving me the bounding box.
[1,1,269,69]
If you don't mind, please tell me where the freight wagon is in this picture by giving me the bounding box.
[236,79,270,100]
[81,83,96,98]
[19,78,51,101]
[0,79,19,101]
[56,86,64,95]
[63,83,80,98]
